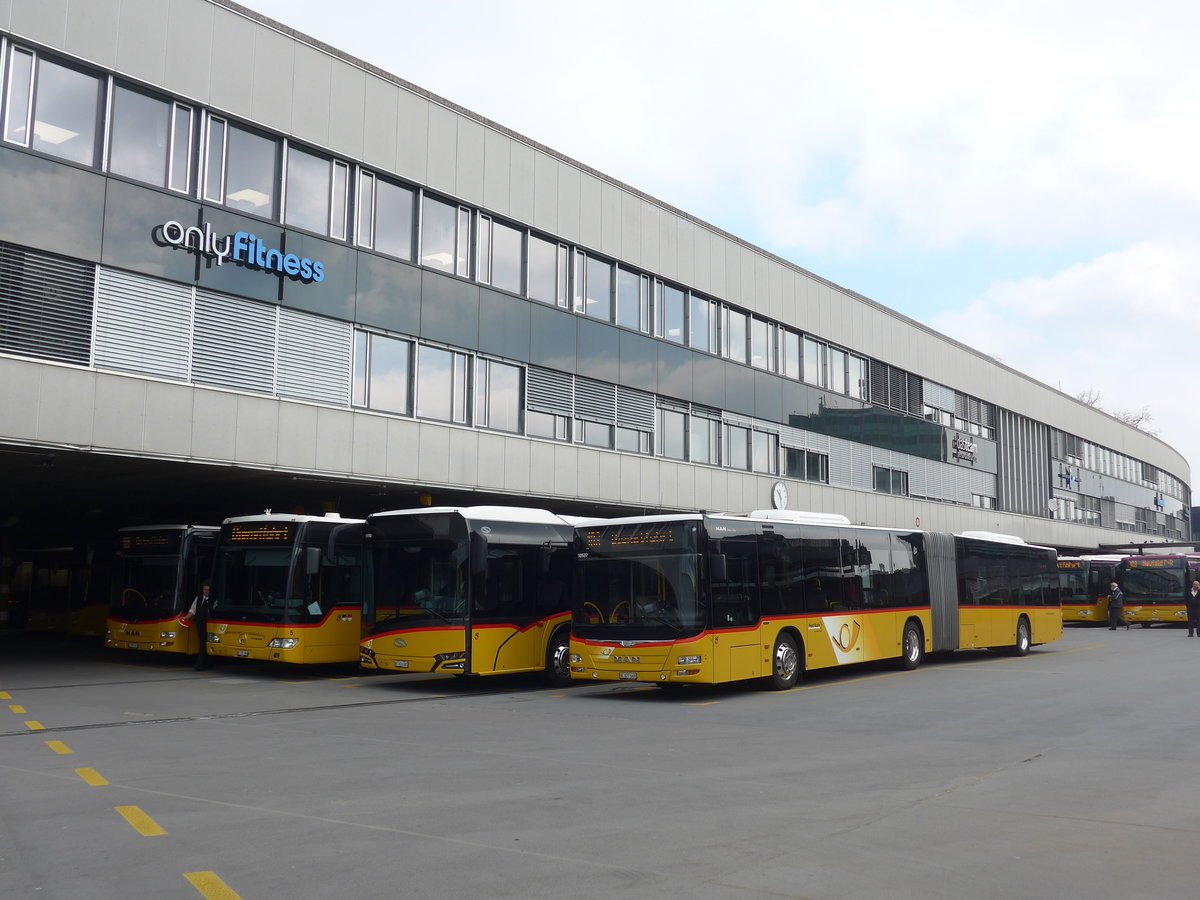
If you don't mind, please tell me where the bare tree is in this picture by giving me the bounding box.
[1076,388,1104,408]
[1074,388,1158,434]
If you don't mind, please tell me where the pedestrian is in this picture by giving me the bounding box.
[1186,581,1200,637]
[181,580,212,670]
[1107,581,1128,630]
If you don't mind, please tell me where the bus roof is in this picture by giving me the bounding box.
[118,524,220,533]
[369,506,583,527]
[221,512,365,525]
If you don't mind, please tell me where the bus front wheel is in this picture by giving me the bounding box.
[767,634,801,690]
[542,627,573,687]
[1011,618,1031,656]
[898,620,924,670]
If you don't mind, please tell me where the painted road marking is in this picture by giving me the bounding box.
[115,806,166,836]
[184,871,243,899]
[76,768,108,786]
[0,691,11,699]
[25,721,44,731]
[9,704,26,714]
[45,740,72,755]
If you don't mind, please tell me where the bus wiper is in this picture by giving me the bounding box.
[639,612,684,632]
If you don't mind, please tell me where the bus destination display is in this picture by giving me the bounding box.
[227,523,296,544]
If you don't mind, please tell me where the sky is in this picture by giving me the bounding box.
[242,0,1200,492]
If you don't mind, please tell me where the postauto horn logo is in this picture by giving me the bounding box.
[156,220,325,283]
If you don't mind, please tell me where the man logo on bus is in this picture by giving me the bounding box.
[831,620,861,653]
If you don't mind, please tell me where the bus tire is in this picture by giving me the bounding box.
[898,620,924,670]
[767,633,801,690]
[1011,617,1031,656]
[541,627,573,687]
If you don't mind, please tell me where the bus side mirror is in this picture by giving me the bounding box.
[305,546,322,575]
[470,536,489,576]
[710,553,728,583]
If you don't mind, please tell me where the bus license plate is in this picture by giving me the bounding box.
[394,661,409,669]
[237,649,249,657]
[128,643,138,649]
[619,672,637,680]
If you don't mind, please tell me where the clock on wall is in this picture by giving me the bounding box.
[772,481,788,510]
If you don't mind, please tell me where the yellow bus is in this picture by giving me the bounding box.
[569,510,1062,690]
[105,524,219,656]
[1117,554,1200,627]
[1058,554,1122,624]
[359,507,581,685]
[205,513,366,664]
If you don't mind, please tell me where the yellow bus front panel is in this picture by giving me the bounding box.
[1063,601,1107,624]
[105,615,202,655]
[1123,604,1186,626]
[360,627,468,674]
[206,608,362,664]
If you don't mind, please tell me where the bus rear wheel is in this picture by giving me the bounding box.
[541,627,572,687]
[767,634,801,690]
[898,620,924,670]
[1011,618,1031,656]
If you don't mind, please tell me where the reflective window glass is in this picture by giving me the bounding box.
[752,431,776,473]
[724,308,747,363]
[285,145,331,234]
[360,333,412,415]
[203,117,226,202]
[750,319,772,370]
[782,330,800,379]
[579,420,613,448]
[660,409,686,460]
[725,425,749,470]
[803,336,823,386]
[30,57,101,166]
[690,294,716,353]
[476,359,521,433]
[528,234,564,306]
[615,427,651,454]
[420,195,457,272]
[616,268,644,331]
[658,283,685,344]
[490,220,523,294]
[375,178,415,260]
[169,105,193,193]
[109,85,170,187]
[829,347,847,394]
[223,123,278,217]
[585,255,612,321]
[848,354,866,398]
[527,410,570,441]
[3,48,33,144]
[690,417,719,464]
[417,345,468,423]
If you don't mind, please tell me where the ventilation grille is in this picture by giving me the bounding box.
[0,243,94,365]
[95,269,192,379]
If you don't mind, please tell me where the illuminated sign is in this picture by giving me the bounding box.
[1127,558,1180,568]
[1058,560,1083,570]
[120,532,181,553]
[227,523,296,544]
[155,220,325,283]
[582,526,686,552]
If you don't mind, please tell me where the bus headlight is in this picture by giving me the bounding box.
[268,638,299,649]
[677,655,701,665]
[206,633,220,643]
[160,631,177,639]
[570,654,582,664]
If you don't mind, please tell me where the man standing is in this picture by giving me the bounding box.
[181,580,212,670]
[1107,581,1128,630]
[1186,581,1200,637]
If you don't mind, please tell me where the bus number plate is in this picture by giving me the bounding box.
[619,672,637,680]
[237,649,249,657]
[128,643,138,649]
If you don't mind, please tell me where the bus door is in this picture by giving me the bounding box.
[469,542,547,675]
[710,534,762,681]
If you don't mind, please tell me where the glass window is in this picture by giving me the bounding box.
[615,427,651,454]
[750,319,773,371]
[616,268,648,332]
[416,345,469,423]
[3,48,34,145]
[873,466,908,495]
[372,177,415,260]
[475,358,521,433]
[656,282,685,344]
[660,409,686,460]
[782,330,800,380]
[828,347,847,394]
[109,85,171,187]
[585,255,613,321]
[353,332,412,415]
[751,431,777,473]
[689,293,717,353]
[803,336,824,386]
[579,420,613,448]
[689,416,719,465]
[169,105,194,193]
[22,55,102,166]
[285,145,333,235]
[489,219,524,295]
[723,308,747,363]
[527,410,570,441]
[807,451,829,483]
[528,234,566,306]
[420,195,458,273]
[210,120,278,217]
[725,425,749,470]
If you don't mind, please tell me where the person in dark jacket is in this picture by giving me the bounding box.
[1186,581,1200,637]
[1107,581,1129,630]
[181,580,212,669]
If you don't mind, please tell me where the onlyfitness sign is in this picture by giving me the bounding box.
[155,220,325,283]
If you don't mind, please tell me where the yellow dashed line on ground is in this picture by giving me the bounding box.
[45,740,72,755]
[76,768,108,786]
[184,870,243,899]
[9,704,26,714]
[0,691,11,699]
[25,721,44,731]
[115,806,167,836]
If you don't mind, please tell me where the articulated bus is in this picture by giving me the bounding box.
[359,507,582,685]
[205,513,366,664]
[1116,554,1200,627]
[105,525,219,655]
[1059,554,1123,624]
[569,510,1061,690]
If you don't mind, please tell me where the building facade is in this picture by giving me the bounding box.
[0,0,1190,575]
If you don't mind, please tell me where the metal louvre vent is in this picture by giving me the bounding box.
[278,310,352,405]
[574,376,616,423]
[526,366,573,414]
[95,269,192,379]
[923,379,955,411]
[907,373,923,415]
[869,360,888,405]
[192,290,276,394]
[615,385,656,431]
[0,242,94,365]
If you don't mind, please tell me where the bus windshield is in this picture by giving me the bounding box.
[113,555,181,619]
[1122,560,1185,601]
[369,535,468,629]
[1058,563,1088,603]
[573,521,704,638]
